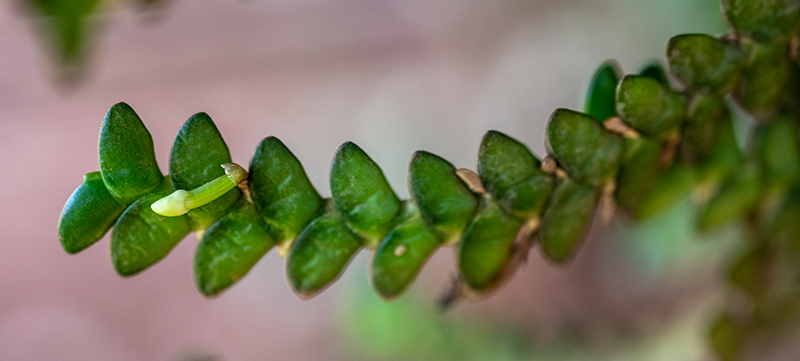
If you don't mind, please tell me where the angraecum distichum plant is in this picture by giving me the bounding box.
[58,1,800,359]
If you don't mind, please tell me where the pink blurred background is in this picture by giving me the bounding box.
[0,1,733,360]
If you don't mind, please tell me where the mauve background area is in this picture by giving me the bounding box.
[0,1,724,360]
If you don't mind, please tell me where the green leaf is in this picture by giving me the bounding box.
[58,171,126,254]
[583,60,623,121]
[408,151,478,242]
[709,313,744,361]
[249,137,324,243]
[770,186,800,252]
[682,95,729,164]
[722,0,800,43]
[110,180,193,276]
[697,162,762,231]
[286,206,361,298]
[638,61,670,85]
[330,142,401,246]
[477,131,554,218]
[458,198,523,291]
[371,201,442,299]
[702,114,743,182]
[615,136,663,216]
[544,108,623,187]
[169,112,241,230]
[756,117,800,190]
[735,42,790,120]
[635,163,696,220]
[194,201,275,297]
[99,102,164,205]
[538,176,600,263]
[616,75,686,137]
[667,34,742,94]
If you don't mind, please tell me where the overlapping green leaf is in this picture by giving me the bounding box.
[616,75,686,137]
[409,151,478,242]
[667,34,742,94]
[584,60,623,121]
[538,176,599,263]
[287,204,362,298]
[98,102,164,205]
[195,201,275,296]
[545,108,622,187]
[458,198,523,291]
[331,142,401,246]
[58,171,126,254]
[477,131,553,218]
[371,201,441,299]
[110,179,193,276]
[249,137,324,243]
[169,112,241,230]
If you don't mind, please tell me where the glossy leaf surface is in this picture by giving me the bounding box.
[409,151,478,242]
[330,142,401,245]
[170,112,241,230]
[584,60,622,121]
[478,131,553,218]
[249,137,324,243]
[371,201,441,299]
[99,102,164,205]
[458,198,523,291]
[287,208,361,298]
[194,201,275,297]
[110,180,193,276]
[616,75,686,137]
[538,176,599,263]
[545,108,623,187]
[58,171,126,254]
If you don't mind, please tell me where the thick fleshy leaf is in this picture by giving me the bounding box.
[615,136,663,216]
[287,207,361,298]
[681,95,729,164]
[702,115,743,182]
[616,75,686,137]
[538,176,600,263]
[458,198,523,291]
[667,34,742,94]
[169,112,240,230]
[722,0,800,43]
[638,61,670,85]
[194,201,275,297]
[110,180,193,276]
[249,137,324,243]
[58,171,126,254]
[736,42,790,120]
[408,151,478,242]
[99,102,164,205]
[330,142,401,246]
[698,162,762,231]
[583,60,623,121]
[371,201,441,299]
[635,164,696,220]
[756,117,800,190]
[545,108,623,187]
[477,131,553,218]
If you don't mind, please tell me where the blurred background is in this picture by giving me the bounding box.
[0,0,740,360]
